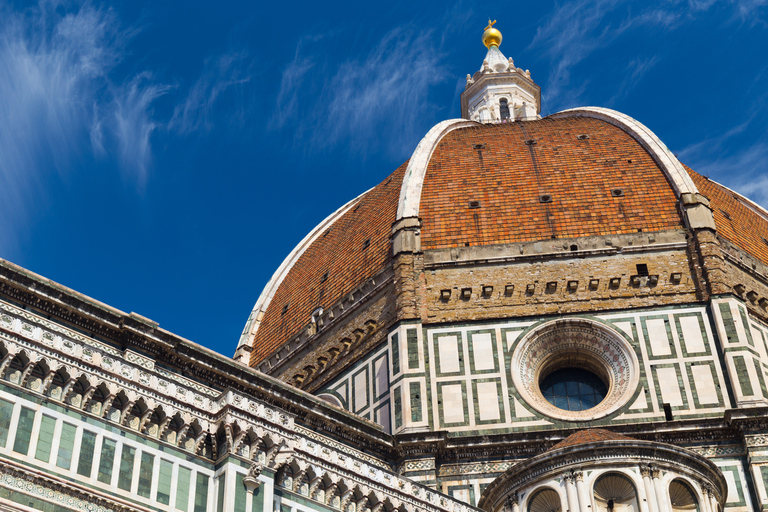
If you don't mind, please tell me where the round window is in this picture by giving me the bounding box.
[540,367,607,411]
[510,318,640,421]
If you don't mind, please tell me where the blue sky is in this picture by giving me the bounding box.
[1,0,767,356]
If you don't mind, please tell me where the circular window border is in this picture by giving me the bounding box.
[510,318,640,421]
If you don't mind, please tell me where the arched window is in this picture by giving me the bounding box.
[669,480,699,511]
[499,98,511,120]
[593,473,639,511]
[527,488,561,512]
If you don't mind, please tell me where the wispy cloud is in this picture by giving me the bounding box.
[607,56,659,105]
[170,52,254,135]
[529,0,626,111]
[530,0,765,112]
[0,2,132,252]
[677,113,768,207]
[272,25,448,159]
[0,2,255,254]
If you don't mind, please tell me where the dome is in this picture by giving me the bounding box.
[237,104,768,379]
[236,24,768,402]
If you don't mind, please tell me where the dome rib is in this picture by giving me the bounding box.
[236,188,370,357]
[397,119,481,220]
[551,107,699,197]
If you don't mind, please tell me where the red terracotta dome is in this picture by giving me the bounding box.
[237,108,751,368]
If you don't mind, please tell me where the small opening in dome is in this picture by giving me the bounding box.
[540,194,552,203]
[464,242,470,247]
[499,98,510,120]
[611,188,624,197]
[320,272,329,283]
[468,200,481,209]
[525,139,536,145]
[540,368,607,411]
[577,134,590,140]
[570,244,578,251]
[472,143,486,150]
[281,304,289,315]
[362,238,370,250]
[720,209,732,220]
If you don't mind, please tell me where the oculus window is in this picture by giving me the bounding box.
[540,368,607,411]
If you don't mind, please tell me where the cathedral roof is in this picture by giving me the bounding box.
[549,428,634,451]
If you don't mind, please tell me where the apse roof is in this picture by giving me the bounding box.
[549,428,634,451]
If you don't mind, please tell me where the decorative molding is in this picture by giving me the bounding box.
[397,119,481,221]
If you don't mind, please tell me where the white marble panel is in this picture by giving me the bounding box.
[680,316,706,353]
[724,470,739,503]
[376,404,390,434]
[613,321,634,339]
[472,333,495,372]
[374,357,388,396]
[629,389,648,410]
[441,384,464,424]
[438,336,461,374]
[354,371,368,410]
[657,367,684,406]
[647,318,672,356]
[476,381,500,421]
[691,364,718,404]
[505,331,522,352]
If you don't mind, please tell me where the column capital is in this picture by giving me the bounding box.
[243,461,264,494]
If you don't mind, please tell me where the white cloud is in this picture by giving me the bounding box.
[529,0,765,112]
[273,25,448,159]
[607,56,660,105]
[0,2,129,253]
[112,73,172,189]
[170,52,253,135]
[0,2,252,253]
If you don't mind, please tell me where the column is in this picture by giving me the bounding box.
[699,484,713,512]
[564,472,579,512]
[504,493,520,512]
[574,470,589,512]
[641,466,659,512]
[708,486,719,512]
[652,467,669,512]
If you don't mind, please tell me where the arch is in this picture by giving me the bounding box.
[47,366,70,401]
[86,382,111,416]
[317,393,344,408]
[25,358,50,392]
[69,375,91,408]
[499,98,511,120]
[526,488,563,512]
[144,406,167,438]
[668,479,699,512]
[550,107,697,197]
[396,119,482,220]
[163,412,185,445]
[5,351,29,384]
[237,188,371,356]
[593,472,639,512]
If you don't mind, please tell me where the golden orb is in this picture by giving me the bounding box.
[482,19,502,48]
